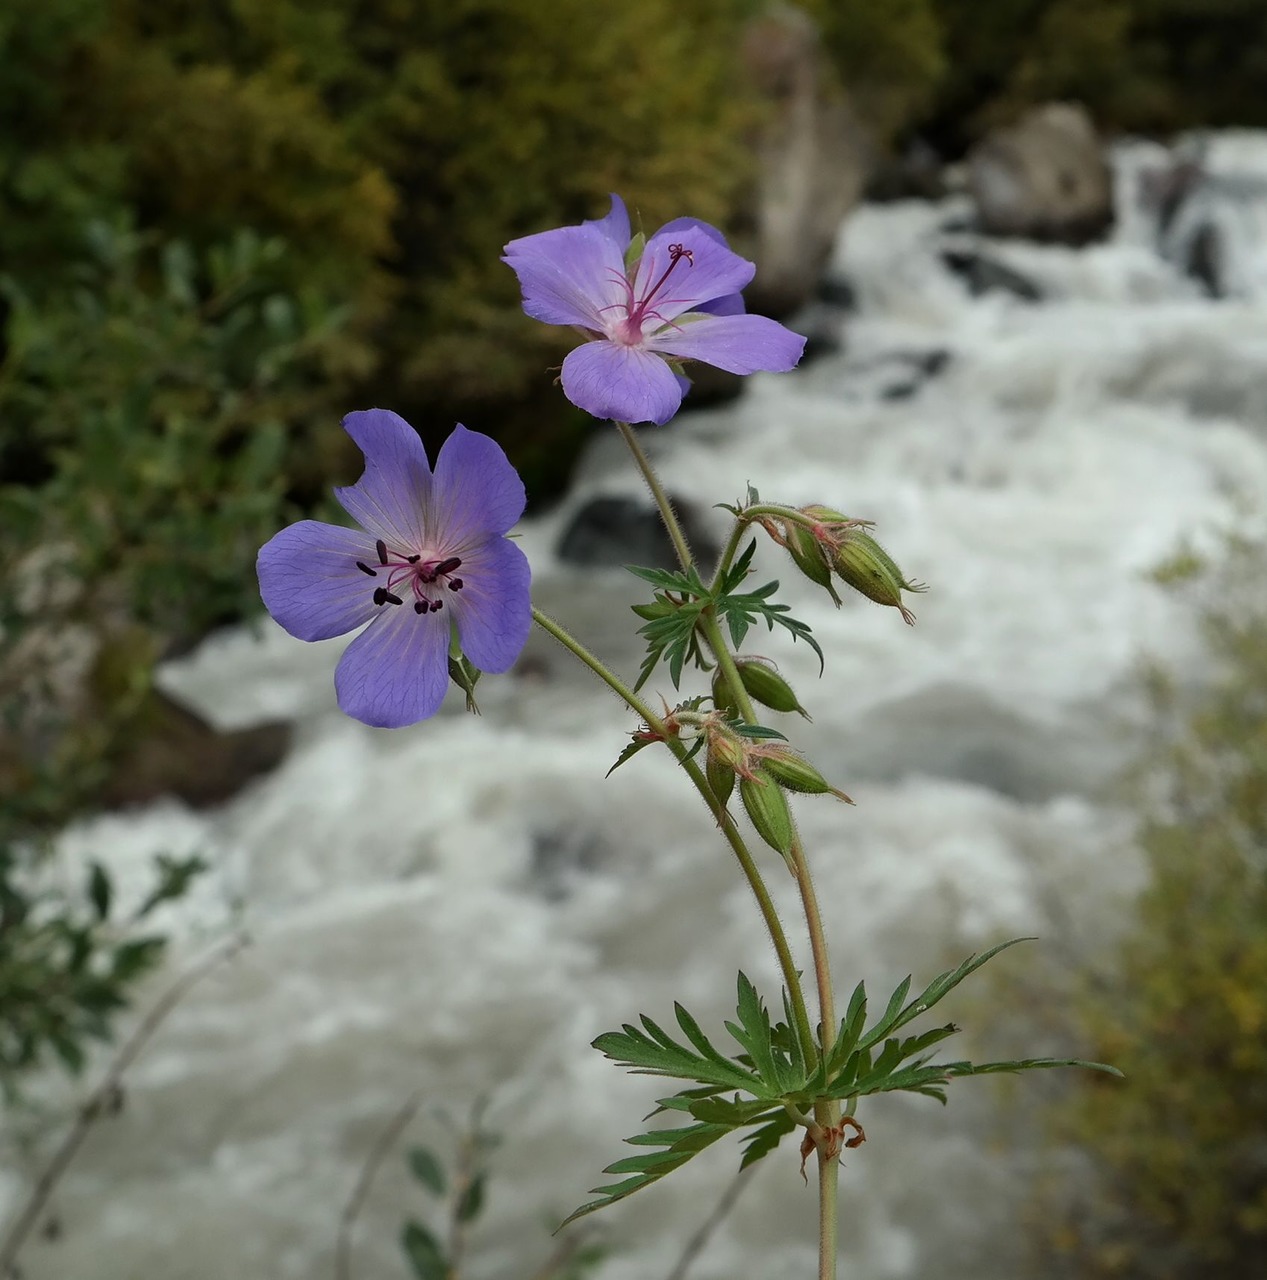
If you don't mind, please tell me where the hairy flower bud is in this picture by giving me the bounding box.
[706,747,736,806]
[832,531,927,626]
[731,658,810,719]
[739,769,795,865]
[760,749,853,804]
[785,522,836,594]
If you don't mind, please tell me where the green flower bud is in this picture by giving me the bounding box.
[800,504,852,523]
[785,521,835,591]
[732,658,810,719]
[831,531,927,626]
[740,769,795,867]
[706,747,736,806]
[761,749,853,804]
[711,667,741,718]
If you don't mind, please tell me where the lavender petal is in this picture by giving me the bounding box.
[653,215,731,249]
[561,341,684,425]
[450,535,532,673]
[585,194,631,254]
[429,425,527,544]
[334,409,433,548]
[634,229,755,323]
[334,604,450,728]
[502,225,624,330]
[647,313,806,374]
[257,520,380,642]
[696,292,746,316]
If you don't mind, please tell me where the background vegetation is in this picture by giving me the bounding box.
[1040,540,1267,1278]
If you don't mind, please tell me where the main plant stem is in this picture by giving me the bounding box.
[614,422,842,1280]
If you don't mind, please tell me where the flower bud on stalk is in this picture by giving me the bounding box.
[706,746,737,806]
[711,659,809,720]
[832,530,927,626]
[735,658,810,719]
[761,748,853,804]
[785,522,838,597]
[739,768,796,869]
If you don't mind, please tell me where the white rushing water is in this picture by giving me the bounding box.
[7,136,1267,1280]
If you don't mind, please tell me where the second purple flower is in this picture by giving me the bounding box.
[257,410,531,728]
[503,195,805,426]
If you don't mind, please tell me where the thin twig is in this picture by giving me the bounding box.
[0,933,247,1277]
[662,1164,757,1280]
[526,1228,594,1280]
[335,1090,426,1280]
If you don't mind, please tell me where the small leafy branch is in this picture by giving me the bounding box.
[628,540,824,692]
[397,1103,606,1280]
[564,940,1119,1226]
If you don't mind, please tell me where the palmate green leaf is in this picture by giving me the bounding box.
[740,1109,797,1169]
[625,562,709,595]
[724,972,799,1094]
[606,737,654,777]
[687,1095,778,1127]
[632,597,707,692]
[715,586,826,675]
[560,1117,733,1228]
[592,1016,761,1093]
[856,938,1033,1053]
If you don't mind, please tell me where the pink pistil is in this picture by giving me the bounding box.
[602,242,694,345]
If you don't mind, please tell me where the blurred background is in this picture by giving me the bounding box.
[2,1,1266,1278]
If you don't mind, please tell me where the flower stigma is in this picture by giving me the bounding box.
[606,242,695,346]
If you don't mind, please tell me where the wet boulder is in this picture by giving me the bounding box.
[968,103,1113,245]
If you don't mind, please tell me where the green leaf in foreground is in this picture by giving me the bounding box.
[571,943,1120,1226]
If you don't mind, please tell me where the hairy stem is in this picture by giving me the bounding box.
[609,423,843,1277]
[530,607,812,1056]
[615,420,693,570]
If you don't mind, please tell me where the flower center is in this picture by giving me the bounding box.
[604,242,694,345]
[355,538,465,615]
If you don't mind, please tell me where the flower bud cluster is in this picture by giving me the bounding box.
[699,707,853,870]
[770,505,927,626]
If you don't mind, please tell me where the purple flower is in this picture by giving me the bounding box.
[503,194,806,425]
[257,410,531,728]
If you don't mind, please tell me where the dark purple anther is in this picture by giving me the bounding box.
[434,557,462,576]
[448,578,464,591]
[376,539,389,565]
[382,590,403,606]
[373,587,388,606]
[356,561,377,577]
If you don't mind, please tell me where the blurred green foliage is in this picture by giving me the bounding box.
[0,0,761,1101]
[1047,538,1267,1277]
[806,0,1267,151]
[0,849,203,1101]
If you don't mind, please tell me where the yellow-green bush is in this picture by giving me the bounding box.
[1048,540,1267,1278]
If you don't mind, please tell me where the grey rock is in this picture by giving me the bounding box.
[968,103,1114,245]
[556,495,719,571]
